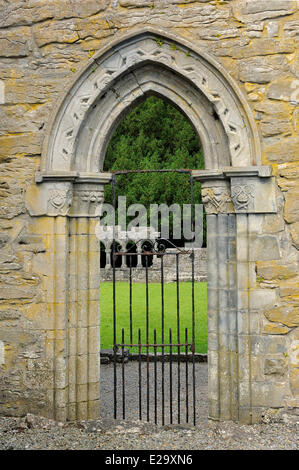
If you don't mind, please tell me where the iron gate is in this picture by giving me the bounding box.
[107,170,200,425]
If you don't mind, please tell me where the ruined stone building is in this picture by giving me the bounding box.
[0,0,298,424]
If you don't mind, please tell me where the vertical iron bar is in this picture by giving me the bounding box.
[122,328,125,420]
[176,253,180,424]
[192,243,196,426]
[138,328,142,421]
[161,255,165,426]
[154,329,157,425]
[112,175,117,420]
[190,173,196,426]
[169,328,173,425]
[185,327,189,423]
[145,255,150,422]
[129,254,133,345]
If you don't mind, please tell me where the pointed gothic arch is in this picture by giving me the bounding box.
[40,28,261,176]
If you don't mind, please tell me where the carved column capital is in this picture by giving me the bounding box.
[26,172,112,217]
[230,176,276,214]
[192,167,277,215]
[25,181,73,217]
[71,184,105,217]
[231,182,255,212]
[201,180,234,214]
[48,187,72,215]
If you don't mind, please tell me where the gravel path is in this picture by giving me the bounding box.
[0,363,298,450]
[100,361,208,424]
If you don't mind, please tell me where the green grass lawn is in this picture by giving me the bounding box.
[100,282,207,353]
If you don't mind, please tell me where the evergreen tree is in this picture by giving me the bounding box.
[104,96,206,244]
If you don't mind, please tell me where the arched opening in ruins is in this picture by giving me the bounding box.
[98,95,207,423]
[30,28,278,425]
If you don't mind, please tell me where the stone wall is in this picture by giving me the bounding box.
[100,248,208,282]
[0,0,298,422]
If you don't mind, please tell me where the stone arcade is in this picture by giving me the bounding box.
[0,1,298,425]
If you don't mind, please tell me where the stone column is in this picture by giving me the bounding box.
[25,181,73,421]
[230,172,278,424]
[25,172,110,421]
[200,178,238,422]
[105,243,112,269]
[193,166,278,424]
[67,184,104,421]
[136,241,143,268]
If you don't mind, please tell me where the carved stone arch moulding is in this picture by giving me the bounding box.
[40,27,262,179]
[75,66,232,172]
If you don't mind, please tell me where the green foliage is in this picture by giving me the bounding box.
[104,96,206,243]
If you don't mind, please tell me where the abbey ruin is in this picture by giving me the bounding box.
[0,0,298,424]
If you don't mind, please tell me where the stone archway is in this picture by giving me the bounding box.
[41,27,261,172]
[26,28,278,424]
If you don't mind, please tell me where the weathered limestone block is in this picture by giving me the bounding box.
[0,251,21,272]
[262,213,285,234]
[251,380,288,412]
[239,56,290,84]
[105,3,230,31]
[63,17,112,44]
[290,222,299,249]
[251,334,287,356]
[0,27,31,58]
[264,137,299,164]
[289,335,299,401]
[119,0,154,6]
[293,108,299,133]
[284,20,299,37]
[267,77,299,102]
[257,259,298,280]
[0,133,42,159]
[248,235,281,261]
[0,104,51,135]
[56,0,109,19]
[16,233,46,254]
[246,22,264,39]
[291,48,299,76]
[229,39,295,60]
[119,0,211,7]
[0,233,9,250]
[0,284,37,301]
[290,367,299,399]
[0,309,20,321]
[3,72,69,105]
[265,305,299,327]
[263,321,291,335]
[266,22,279,38]
[260,119,293,137]
[32,20,80,48]
[279,281,299,299]
[0,157,37,218]
[264,357,287,376]
[208,38,249,58]
[0,0,109,28]
[278,163,299,181]
[284,190,299,223]
[198,24,240,41]
[232,0,298,23]
[254,100,291,119]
